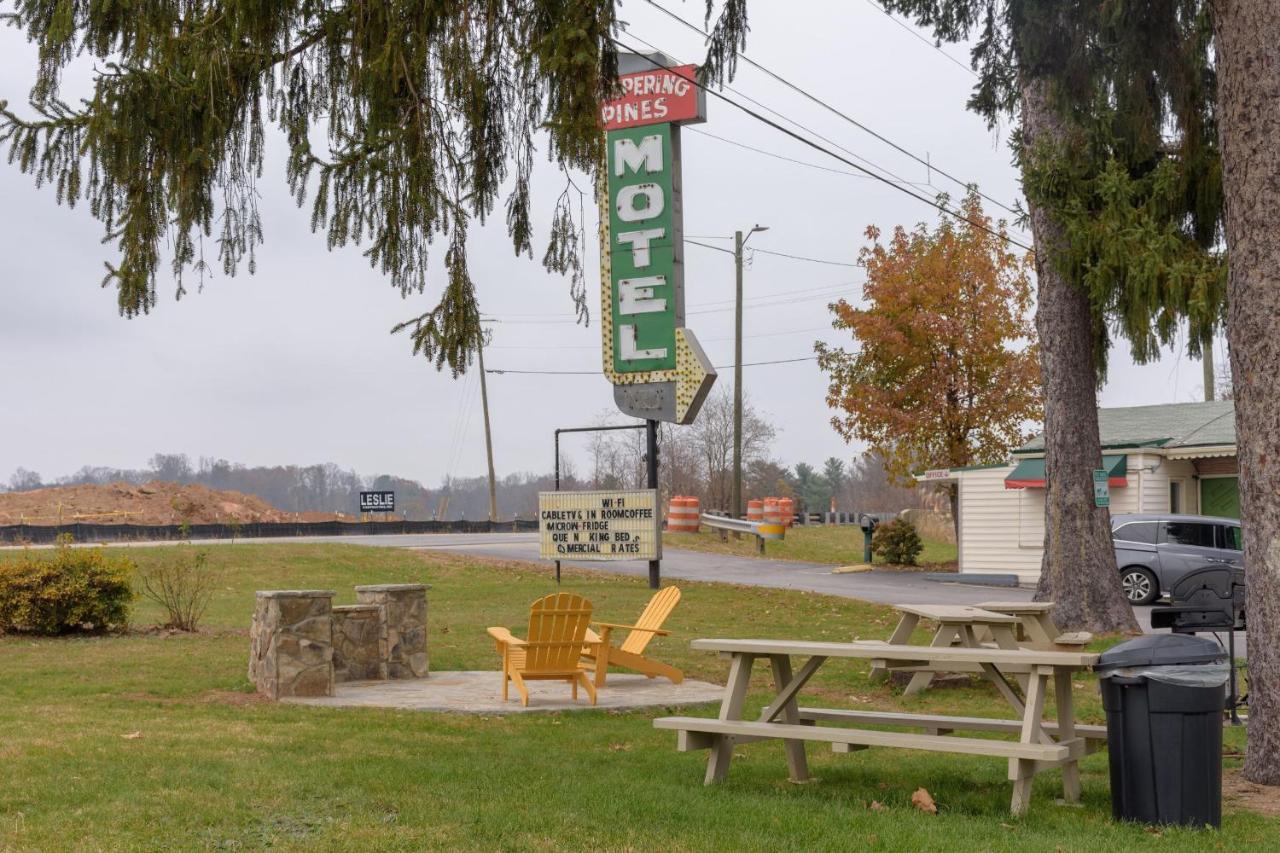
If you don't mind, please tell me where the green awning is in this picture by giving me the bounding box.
[1005,454,1127,489]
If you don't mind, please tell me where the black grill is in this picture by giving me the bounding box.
[1149,564,1246,722]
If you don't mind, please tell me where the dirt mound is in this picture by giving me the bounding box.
[0,481,309,526]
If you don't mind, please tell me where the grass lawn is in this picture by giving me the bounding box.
[0,543,1267,850]
[665,524,958,568]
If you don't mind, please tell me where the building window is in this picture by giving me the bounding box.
[1170,481,1182,513]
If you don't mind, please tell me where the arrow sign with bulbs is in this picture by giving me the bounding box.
[598,57,715,425]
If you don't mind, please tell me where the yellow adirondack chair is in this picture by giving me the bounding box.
[582,586,683,687]
[487,592,598,707]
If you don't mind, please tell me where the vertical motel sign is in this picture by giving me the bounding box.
[600,55,716,424]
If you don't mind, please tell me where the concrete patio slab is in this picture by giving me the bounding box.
[282,670,723,714]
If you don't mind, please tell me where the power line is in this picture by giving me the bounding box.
[860,0,979,79]
[686,237,860,268]
[483,286,855,325]
[689,280,860,308]
[686,126,931,188]
[641,0,1019,217]
[482,281,860,326]
[612,37,1034,253]
[486,355,819,375]
[684,238,735,256]
[629,27,934,195]
[751,246,860,268]
[488,324,841,350]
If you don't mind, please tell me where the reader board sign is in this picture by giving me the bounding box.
[600,64,705,131]
[359,491,395,513]
[538,490,661,561]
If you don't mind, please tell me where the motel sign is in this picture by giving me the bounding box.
[599,55,715,425]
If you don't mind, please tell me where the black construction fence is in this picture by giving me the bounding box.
[0,518,538,546]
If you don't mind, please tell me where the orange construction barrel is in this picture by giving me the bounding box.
[779,497,796,527]
[667,496,700,533]
[759,498,784,540]
[746,499,764,523]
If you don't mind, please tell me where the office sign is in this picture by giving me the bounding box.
[359,491,396,513]
[599,53,715,425]
[1092,470,1110,508]
[538,490,661,560]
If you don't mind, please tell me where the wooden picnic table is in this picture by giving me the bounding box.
[653,639,1103,815]
[868,604,1025,694]
[975,601,1067,646]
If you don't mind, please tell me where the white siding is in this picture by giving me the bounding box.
[956,451,1187,585]
[957,464,1043,583]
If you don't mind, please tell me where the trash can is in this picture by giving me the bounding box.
[1096,634,1229,828]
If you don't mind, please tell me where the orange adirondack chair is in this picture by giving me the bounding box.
[582,586,683,687]
[487,592,598,707]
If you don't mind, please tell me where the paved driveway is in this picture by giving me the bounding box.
[403,535,1244,656]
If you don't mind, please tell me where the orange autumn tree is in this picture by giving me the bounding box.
[816,192,1041,531]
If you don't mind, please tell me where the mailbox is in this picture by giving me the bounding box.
[857,512,898,563]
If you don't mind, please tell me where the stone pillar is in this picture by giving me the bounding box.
[248,590,335,699]
[355,583,429,678]
[331,604,382,682]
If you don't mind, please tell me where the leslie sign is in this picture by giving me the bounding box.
[359,491,395,513]
[538,490,661,561]
[600,64,706,131]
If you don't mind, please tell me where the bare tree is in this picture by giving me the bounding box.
[7,468,43,492]
[691,389,778,512]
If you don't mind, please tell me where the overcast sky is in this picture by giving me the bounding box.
[0,1,1221,490]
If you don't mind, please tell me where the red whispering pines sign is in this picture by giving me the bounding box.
[601,64,705,131]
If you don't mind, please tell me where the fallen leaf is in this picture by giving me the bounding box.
[869,800,888,812]
[608,742,632,752]
[1144,826,1163,837]
[121,731,142,740]
[911,787,937,814]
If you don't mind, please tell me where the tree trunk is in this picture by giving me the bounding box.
[1215,0,1280,786]
[1021,78,1140,634]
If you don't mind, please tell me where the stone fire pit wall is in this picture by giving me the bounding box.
[355,583,429,679]
[332,604,383,682]
[248,590,335,699]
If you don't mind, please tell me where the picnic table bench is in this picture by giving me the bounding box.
[869,603,1094,694]
[867,604,1023,693]
[975,601,1093,649]
[654,638,1103,815]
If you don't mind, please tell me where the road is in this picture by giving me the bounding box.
[399,533,1245,657]
[13,530,1242,652]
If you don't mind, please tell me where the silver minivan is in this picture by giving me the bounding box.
[1111,513,1244,605]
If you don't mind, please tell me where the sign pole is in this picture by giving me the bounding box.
[646,418,660,589]
[554,430,562,585]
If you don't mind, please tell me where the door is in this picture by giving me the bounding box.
[1201,477,1241,519]
[1214,523,1245,568]
[1157,520,1223,589]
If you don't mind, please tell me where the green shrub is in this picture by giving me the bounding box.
[872,518,924,566]
[0,546,135,634]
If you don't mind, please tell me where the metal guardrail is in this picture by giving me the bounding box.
[700,513,758,535]
[700,512,784,554]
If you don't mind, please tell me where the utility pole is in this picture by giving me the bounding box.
[477,333,498,524]
[732,224,769,522]
[733,230,744,523]
[646,419,660,590]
